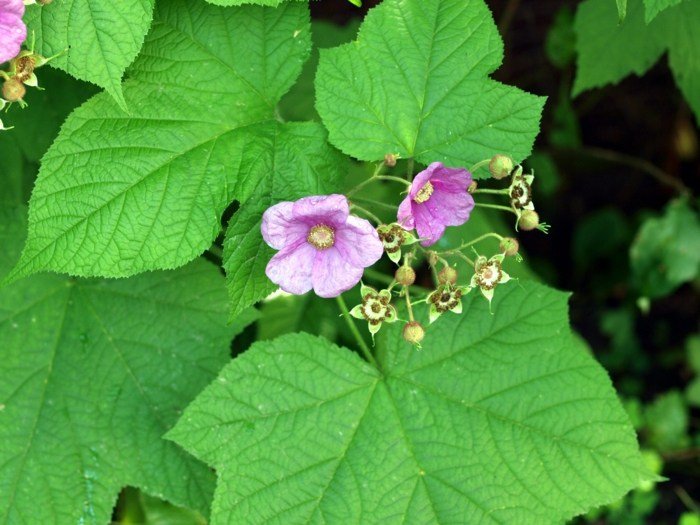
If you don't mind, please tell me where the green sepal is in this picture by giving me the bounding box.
[387,248,402,264]
[349,304,364,319]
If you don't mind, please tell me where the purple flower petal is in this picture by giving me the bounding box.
[0,0,25,65]
[397,196,415,230]
[312,248,364,298]
[423,187,474,227]
[292,194,349,228]
[261,201,308,250]
[265,241,315,295]
[413,204,447,246]
[408,165,434,200]
[431,165,472,193]
[334,215,384,267]
[396,162,474,245]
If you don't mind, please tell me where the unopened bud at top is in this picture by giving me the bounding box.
[499,237,519,256]
[395,265,416,286]
[518,210,540,231]
[402,321,425,345]
[489,154,514,180]
[2,79,26,102]
[437,266,458,285]
[384,153,398,167]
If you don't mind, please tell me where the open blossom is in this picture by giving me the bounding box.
[262,194,383,298]
[397,162,474,246]
[0,0,26,65]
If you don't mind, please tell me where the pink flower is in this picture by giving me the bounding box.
[261,195,383,298]
[0,0,26,65]
[398,162,475,246]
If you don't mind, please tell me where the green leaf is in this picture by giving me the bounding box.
[0,208,249,523]
[630,199,700,298]
[279,19,361,122]
[643,0,683,22]
[644,391,690,452]
[9,0,316,281]
[25,0,155,110]
[0,68,99,208]
[545,7,577,68]
[617,0,628,21]
[170,281,650,523]
[573,0,665,95]
[315,0,545,175]
[222,122,346,319]
[574,0,700,122]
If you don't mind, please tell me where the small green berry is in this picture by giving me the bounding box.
[402,321,425,345]
[499,237,520,256]
[395,265,416,286]
[518,210,540,231]
[489,154,514,180]
[437,266,458,285]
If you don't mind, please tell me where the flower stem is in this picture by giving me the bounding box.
[336,295,378,368]
[406,158,415,181]
[474,202,516,214]
[442,232,503,253]
[472,188,509,195]
[350,204,382,224]
[378,175,412,186]
[364,268,395,286]
[352,196,397,211]
[404,286,415,322]
[469,158,491,173]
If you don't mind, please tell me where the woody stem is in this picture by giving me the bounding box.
[336,295,379,368]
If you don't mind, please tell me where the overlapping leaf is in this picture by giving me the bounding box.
[315,0,545,175]
[643,0,683,22]
[25,0,155,109]
[10,0,342,282]
[171,281,651,524]
[574,0,700,122]
[0,207,251,524]
[222,122,345,319]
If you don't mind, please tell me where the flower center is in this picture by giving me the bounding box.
[307,224,335,250]
[414,181,434,204]
[510,177,532,209]
[476,261,503,289]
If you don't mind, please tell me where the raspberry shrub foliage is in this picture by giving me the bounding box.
[0,0,653,523]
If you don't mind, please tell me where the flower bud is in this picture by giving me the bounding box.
[38,0,54,4]
[467,181,478,193]
[518,210,540,231]
[2,79,26,102]
[489,154,514,180]
[395,265,416,286]
[426,251,439,267]
[402,321,425,345]
[499,237,519,256]
[384,153,398,167]
[437,266,458,285]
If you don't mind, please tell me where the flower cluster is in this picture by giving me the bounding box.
[260,154,547,347]
[1,1,56,130]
